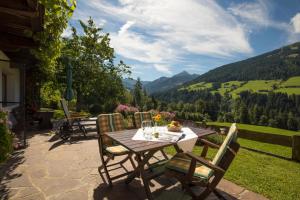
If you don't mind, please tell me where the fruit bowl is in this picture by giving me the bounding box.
[167,121,182,132]
[167,125,182,132]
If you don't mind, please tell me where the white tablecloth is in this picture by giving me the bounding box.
[132,127,198,152]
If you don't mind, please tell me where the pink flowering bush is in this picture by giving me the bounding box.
[115,104,139,117]
[160,111,176,121]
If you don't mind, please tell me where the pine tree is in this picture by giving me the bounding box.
[133,78,143,109]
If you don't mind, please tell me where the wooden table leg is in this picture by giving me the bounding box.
[174,143,184,153]
[125,150,156,200]
[137,154,154,200]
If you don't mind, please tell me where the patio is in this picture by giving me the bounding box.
[0,131,268,200]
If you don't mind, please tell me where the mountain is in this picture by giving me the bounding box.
[122,71,198,93]
[144,71,198,94]
[190,42,300,84]
[122,78,150,90]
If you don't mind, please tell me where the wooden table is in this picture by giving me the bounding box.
[106,127,216,199]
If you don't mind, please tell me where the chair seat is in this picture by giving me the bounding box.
[105,145,129,155]
[166,153,213,180]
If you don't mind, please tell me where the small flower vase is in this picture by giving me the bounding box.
[154,122,159,138]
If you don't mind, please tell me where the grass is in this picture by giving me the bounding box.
[212,81,244,96]
[280,76,300,87]
[230,80,281,96]
[164,142,300,200]
[206,121,300,136]
[181,82,212,92]
[238,138,291,158]
[274,87,300,95]
[184,76,300,97]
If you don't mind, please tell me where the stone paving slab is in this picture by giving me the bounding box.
[0,132,268,200]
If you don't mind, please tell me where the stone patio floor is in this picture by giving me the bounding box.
[0,131,268,200]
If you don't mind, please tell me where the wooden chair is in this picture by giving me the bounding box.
[134,112,169,161]
[165,123,240,199]
[58,99,96,139]
[97,113,136,187]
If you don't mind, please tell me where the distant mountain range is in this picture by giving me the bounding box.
[189,42,300,84]
[122,71,198,94]
[122,78,150,90]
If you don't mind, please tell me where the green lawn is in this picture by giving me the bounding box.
[181,76,300,96]
[274,87,300,95]
[181,82,212,92]
[238,138,291,158]
[206,121,300,136]
[280,76,300,87]
[230,80,281,96]
[164,143,300,200]
[213,81,244,96]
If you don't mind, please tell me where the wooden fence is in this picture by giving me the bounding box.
[200,123,300,162]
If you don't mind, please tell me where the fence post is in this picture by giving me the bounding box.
[292,135,300,162]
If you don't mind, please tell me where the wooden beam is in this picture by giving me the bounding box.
[0,12,31,27]
[0,33,36,49]
[26,0,38,10]
[0,0,30,11]
[0,22,32,33]
[0,6,39,18]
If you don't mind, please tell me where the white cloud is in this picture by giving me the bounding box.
[153,64,172,74]
[110,21,176,65]
[291,13,300,33]
[228,1,269,27]
[84,0,253,58]
[228,0,289,30]
[62,26,72,38]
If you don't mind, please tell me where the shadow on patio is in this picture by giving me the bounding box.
[0,131,267,200]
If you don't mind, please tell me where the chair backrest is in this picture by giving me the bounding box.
[211,123,238,166]
[96,113,125,147]
[60,99,71,119]
[134,112,153,128]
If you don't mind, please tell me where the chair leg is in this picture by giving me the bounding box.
[99,157,110,170]
[103,162,113,187]
[160,149,169,160]
[79,125,87,137]
[99,156,113,187]
[197,188,213,200]
[129,154,137,169]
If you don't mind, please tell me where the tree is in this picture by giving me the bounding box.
[212,82,221,90]
[239,103,249,124]
[151,96,158,109]
[60,18,130,111]
[30,0,76,107]
[133,78,143,109]
[287,112,298,130]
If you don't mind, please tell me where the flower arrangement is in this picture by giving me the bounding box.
[153,114,162,124]
[152,111,176,126]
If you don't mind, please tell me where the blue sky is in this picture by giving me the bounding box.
[63,0,300,81]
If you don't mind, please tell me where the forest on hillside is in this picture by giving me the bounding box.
[190,42,300,83]
[154,89,300,131]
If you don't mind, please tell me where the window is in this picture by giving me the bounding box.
[2,73,7,107]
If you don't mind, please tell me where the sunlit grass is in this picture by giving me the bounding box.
[206,122,300,136]
[164,140,300,200]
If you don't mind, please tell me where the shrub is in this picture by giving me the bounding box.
[53,110,65,119]
[40,81,62,109]
[115,104,139,118]
[0,111,13,163]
